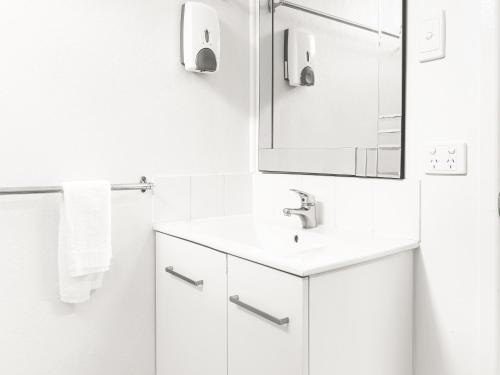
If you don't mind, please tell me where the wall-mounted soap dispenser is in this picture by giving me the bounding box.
[180,2,220,73]
[284,29,315,86]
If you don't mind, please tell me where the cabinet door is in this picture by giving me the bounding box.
[227,256,308,375]
[156,234,227,375]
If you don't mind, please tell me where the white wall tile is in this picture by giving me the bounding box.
[373,179,421,240]
[253,173,302,219]
[154,173,254,223]
[190,175,225,220]
[153,176,190,223]
[252,173,420,242]
[334,178,374,233]
[225,174,253,216]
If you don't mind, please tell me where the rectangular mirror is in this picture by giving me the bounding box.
[259,0,406,178]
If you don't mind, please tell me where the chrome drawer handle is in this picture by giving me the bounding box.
[229,295,290,326]
[165,266,204,286]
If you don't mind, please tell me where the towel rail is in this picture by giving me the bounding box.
[270,0,401,39]
[0,176,154,196]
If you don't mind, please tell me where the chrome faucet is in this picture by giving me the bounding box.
[283,189,317,229]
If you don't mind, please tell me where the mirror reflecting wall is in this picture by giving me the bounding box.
[259,0,406,178]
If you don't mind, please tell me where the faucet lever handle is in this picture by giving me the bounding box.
[289,189,315,205]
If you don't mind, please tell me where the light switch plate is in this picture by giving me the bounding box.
[420,10,446,63]
[425,142,467,175]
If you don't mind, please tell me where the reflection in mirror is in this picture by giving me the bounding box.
[259,0,405,178]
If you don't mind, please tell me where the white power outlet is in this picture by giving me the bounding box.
[425,142,467,175]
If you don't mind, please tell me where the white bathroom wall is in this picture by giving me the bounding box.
[478,1,500,373]
[252,0,500,374]
[0,1,251,374]
[407,1,498,374]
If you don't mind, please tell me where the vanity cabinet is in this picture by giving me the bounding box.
[227,256,308,375]
[156,233,413,375]
[156,234,227,375]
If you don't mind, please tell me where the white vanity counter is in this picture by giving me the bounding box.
[153,215,419,277]
[155,214,417,375]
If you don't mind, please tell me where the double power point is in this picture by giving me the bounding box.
[426,142,467,175]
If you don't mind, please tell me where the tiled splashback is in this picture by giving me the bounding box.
[153,174,253,223]
[153,172,420,241]
[254,173,421,240]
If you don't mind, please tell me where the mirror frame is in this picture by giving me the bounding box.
[258,0,407,179]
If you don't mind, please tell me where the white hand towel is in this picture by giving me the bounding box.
[58,181,112,303]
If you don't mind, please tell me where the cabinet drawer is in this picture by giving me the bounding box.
[228,256,309,375]
[156,234,227,375]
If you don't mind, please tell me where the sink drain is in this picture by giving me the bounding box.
[294,235,299,243]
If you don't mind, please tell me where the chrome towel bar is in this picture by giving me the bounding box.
[0,176,153,196]
[270,0,401,39]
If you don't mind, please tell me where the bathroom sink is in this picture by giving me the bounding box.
[229,221,330,254]
[158,215,329,254]
[154,215,419,276]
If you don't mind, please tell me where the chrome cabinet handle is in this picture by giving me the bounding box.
[165,266,204,286]
[229,295,290,326]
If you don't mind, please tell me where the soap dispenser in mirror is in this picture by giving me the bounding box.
[284,29,316,86]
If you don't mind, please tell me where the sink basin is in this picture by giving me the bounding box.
[228,221,330,254]
[154,215,419,276]
[162,215,330,255]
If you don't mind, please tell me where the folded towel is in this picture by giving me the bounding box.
[58,181,112,303]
